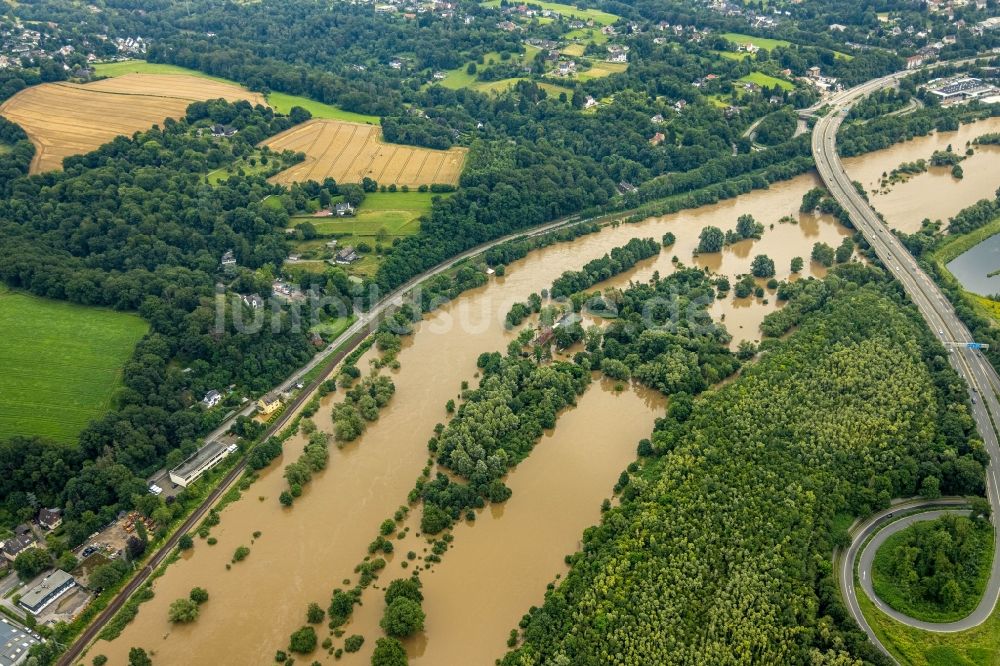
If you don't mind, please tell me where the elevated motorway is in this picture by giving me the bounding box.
[813,70,1000,656]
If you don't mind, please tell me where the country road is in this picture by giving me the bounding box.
[813,61,1000,659]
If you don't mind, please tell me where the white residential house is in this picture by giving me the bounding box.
[202,390,222,408]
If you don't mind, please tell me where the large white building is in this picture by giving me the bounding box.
[18,570,76,616]
[169,440,237,488]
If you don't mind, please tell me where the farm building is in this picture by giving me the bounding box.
[335,202,356,216]
[19,570,76,616]
[169,440,238,488]
[335,246,360,265]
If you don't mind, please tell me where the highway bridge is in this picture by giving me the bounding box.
[813,68,1000,656]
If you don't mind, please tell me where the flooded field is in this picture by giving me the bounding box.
[842,117,1000,233]
[91,122,998,665]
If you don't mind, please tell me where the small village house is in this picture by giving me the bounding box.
[257,392,282,415]
[37,508,62,531]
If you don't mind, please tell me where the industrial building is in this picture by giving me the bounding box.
[0,617,38,666]
[168,440,238,488]
[18,570,76,616]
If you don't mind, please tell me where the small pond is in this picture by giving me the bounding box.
[947,234,1000,297]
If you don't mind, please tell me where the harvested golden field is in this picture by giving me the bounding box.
[0,73,266,173]
[264,119,467,187]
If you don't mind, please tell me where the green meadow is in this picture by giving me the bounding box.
[0,287,148,443]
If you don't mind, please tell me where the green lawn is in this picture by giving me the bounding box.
[713,49,752,61]
[722,32,793,51]
[740,71,794,91]
[0,286,148,443]
[482,0,619,25]
[564,27,608,44]
[92,60,236,84]
[265,91,381,125]
[858,586,1000,666]
[294,191,434,236]
[435,46,540,91]
[470,77,572,98]
[309,315,356,338]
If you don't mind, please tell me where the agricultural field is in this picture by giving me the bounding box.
[573,60,628,81]
[740,71,795,91]
[264,119,466,187]
[0,286,148,444]
[482,0,619,25]
[96,61,377,122]
[0,73,265,172]
[722,32,793,50]
[265,91,381,124]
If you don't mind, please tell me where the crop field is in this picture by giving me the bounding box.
[0,73,266,172]
[0,286,148,444]
[574,60,628,81]
[264,119,467,187]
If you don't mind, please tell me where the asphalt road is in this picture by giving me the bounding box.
[856,508,979,631]
[813,62,1000,657]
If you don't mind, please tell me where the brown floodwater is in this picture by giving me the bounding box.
[339,378,666,665]
[91,127,995,666]
[842,117,1000,233]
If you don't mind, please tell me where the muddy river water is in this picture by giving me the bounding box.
[93,121,1000,666]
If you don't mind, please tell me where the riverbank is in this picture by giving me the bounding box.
[88,119,1000,666]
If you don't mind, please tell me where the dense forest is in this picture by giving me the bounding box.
[872,514,993,620]
[503,265,984,664]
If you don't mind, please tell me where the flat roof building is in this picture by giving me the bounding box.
[18,570,76,616]
[169,440,236,488]
[0,617,38,666]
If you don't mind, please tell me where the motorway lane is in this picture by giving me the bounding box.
[856,509,981,632]
[814,64,1000,655]
[841,500,973,641]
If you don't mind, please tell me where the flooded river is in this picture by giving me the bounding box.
[842,117,1000,233]
[92,121,1000,666]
